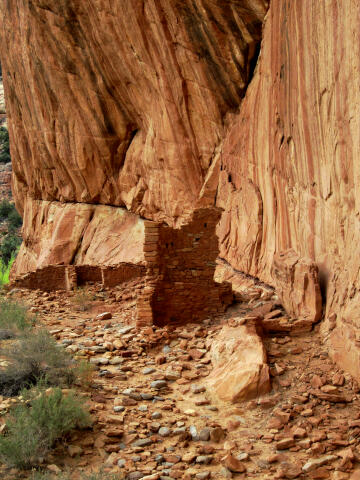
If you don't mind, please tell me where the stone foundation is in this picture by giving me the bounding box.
[9,263,145,292]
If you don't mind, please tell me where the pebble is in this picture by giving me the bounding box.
[199,427,211,441]
[302,454,338,473]
[127,473,144,480]
[152,411,162,419]
[158,427,171,437]
[191,384,206,394]
[151,380,167,390]
[133,438,153,447]
[141,393,154,400]
[143,367,156,375]
[196,473,211,480]
[190,425,199,441]
[196,455,212,465]
[113,406,125,412]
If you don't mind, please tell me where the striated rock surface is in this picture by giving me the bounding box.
[217,0,360,378]
[0,0,267,224]
[271,249,322,324]
[1,0,360,380]
[206,324,270,402]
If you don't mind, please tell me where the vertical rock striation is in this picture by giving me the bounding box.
[218,0,360,378]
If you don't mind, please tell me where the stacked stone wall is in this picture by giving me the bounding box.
[137,208,233,327]
[75,265,103,285]
[102,264,146,288]
[10,263,146,292]
[10,265,73,291]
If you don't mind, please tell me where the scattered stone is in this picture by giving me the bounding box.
[223,453,246,473]
[196,455,212,465]
[151,380,168,390]
[302,455,338,473]
[143,367,156,375]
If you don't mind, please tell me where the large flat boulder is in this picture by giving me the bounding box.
[206,324,270,403]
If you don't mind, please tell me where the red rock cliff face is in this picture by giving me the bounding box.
[0,0,266,221]
[217,0,360,378]
[1,1,360,377]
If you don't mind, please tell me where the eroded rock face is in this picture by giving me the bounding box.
[0,0,267,224]
[12,198,145,277]
[217,0,360,378]
[206,324,270,402]
[271,249,322,324]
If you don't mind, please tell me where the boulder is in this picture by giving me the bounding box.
[206,324,270,403]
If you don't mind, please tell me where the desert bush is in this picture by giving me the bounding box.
[71,288,94,312]
[0,388,91,468]
[0,298,34,334]
[0,199,13,219]
[0,254,15,286]
[7,207,22,231]
[0,329,76,396]
[0,231,21,265]
[0,126,10,164]
[73,359,95,389]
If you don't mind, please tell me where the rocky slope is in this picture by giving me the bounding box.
[2,284,360,479]
[0,0,360,381]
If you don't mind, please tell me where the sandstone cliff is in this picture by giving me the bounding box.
[1,1,360,379]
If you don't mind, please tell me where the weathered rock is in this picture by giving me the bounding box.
[302,455,338,473]
[216,0,360,382]
[206,324,270,402]
[12,199,145,277]
[271,249,322,324]
[223,453,246,473]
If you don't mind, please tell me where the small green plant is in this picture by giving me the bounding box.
[0,253,15,286]
[0,199,13,219]
[0,329,76,396]
[71,288,94,312]
[73,359,95,388]
[0,388,91,468]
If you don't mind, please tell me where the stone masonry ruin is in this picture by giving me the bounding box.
[9,208,233,328]
[136,208,233,328]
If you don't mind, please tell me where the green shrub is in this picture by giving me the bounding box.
[0,199,13,219]
[0,253,15,286]
[7,208,22,231]
[0,298,33,333]
[0,388,91,468]
[0,329,76,396]
[0,232,21,265]
[73,359,95,389]
[0,126,10,164]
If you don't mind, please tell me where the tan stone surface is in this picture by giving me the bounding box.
[206,324,270,402]
[12,198,145,277]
